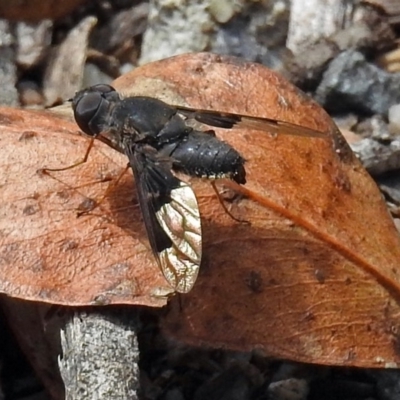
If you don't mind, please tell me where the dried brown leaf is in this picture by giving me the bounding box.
[0,106,169,307]
[0,0,88,21]
[114,53,400,367]
[1,53,400,367]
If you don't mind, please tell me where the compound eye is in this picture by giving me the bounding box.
[90,84,116,95]
[72,91,104,136]
[71,84,118,136]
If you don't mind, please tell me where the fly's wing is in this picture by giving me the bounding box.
[175,105,326,138]
[127,144,202,293]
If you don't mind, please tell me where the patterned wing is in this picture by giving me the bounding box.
[175,105,326,138]
[127,144,202,293]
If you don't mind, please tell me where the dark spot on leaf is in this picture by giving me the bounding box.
[332,127,355,164]
[314,269,326,284]
[22,204,39,216]
[95,169,114,182]
[303,311,315,322]
[245,271,263,293]
[194,65,204,74]
[61,239,78,251]
[56,190,70,200]
[77,197,97,213]
[36,168,48,177]
[19,131,36,141]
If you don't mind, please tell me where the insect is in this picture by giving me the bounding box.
[66,84,325,293]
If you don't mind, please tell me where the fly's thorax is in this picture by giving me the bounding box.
[154,115,193,147]
[112,96,177,137]
[95,127,135,154]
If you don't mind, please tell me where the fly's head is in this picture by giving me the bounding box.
[72,84,120,137]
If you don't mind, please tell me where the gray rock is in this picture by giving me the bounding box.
[0,20,18,106]
[15,20,52,69]
[316,50,400,115]
[268,378,309,400]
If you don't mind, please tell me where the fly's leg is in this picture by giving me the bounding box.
[38,137,95,173]
[77,164,130,216]
[36,137,99,199]
[37,137,129,217]
[210,181,250,224]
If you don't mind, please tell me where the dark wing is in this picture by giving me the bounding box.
[175,105,326,138]
[127,144,202,293]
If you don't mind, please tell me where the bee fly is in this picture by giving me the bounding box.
[64,84,325,293]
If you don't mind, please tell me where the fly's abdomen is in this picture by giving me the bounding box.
[160,132,246,184]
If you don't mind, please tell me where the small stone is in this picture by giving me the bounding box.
[43,16,97,106]
[18,80,43,107]
[90,3,148,53]
[209,0,236,23]
[15,20,52,69]
[316,50,400,115]
[388,103,400,134]
[268,378,309,400]
[351,137,400,175]
[0,20,18,106]
[357,115,391,141]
